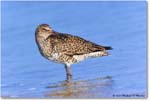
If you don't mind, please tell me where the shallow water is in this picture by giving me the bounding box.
[1,1,147,98]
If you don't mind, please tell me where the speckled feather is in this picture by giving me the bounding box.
[46,32,106,56]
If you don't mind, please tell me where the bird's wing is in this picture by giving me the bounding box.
[47,33,106,56]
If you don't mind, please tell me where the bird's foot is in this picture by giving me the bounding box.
[65,79,72,83]
[64,76,73,86]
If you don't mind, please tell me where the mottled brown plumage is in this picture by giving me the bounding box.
[35,24,112,82]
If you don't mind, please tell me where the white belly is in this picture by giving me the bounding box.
[73,51,105,62]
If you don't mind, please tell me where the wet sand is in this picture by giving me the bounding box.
[45,76,112,98]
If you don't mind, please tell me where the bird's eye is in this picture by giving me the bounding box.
[42,28,48,31]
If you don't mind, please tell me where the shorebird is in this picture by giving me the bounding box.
[35,24,112,82]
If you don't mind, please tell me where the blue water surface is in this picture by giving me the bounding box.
[1,1,147,98]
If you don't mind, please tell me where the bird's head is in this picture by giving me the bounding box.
[36,24,52,33]
[35,24,53,39]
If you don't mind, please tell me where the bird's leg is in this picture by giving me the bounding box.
[65,64,72,82]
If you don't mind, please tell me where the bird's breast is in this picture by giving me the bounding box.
[36,40,53,58]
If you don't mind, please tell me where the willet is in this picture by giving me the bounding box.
[35,24,112,82]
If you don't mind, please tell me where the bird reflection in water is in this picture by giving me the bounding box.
[45,76,113,98]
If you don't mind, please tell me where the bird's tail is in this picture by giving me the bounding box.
[104,46,113,50]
